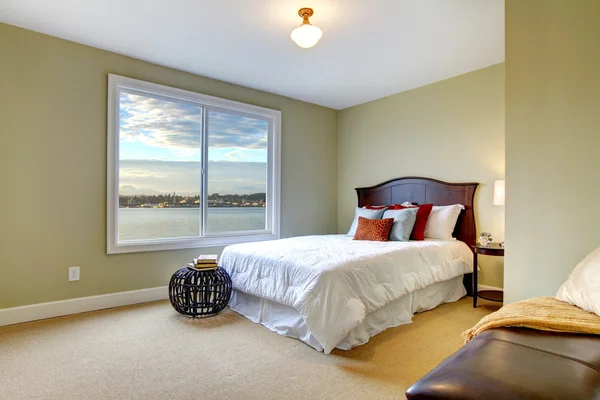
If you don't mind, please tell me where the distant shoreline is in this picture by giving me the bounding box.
[119,205,265,209]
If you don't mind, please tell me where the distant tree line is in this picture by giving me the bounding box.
[119,192,265,206]
[119,193,197,205]
[208,193,265,203]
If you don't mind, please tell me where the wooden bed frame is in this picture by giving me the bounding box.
[355,176,479,295]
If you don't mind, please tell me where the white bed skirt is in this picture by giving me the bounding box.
[229,275,466,352]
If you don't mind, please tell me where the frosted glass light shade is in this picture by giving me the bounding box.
[291,24,323,48]
[493,180,505,206]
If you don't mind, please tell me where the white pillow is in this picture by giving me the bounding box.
[346,207,386,237]
[556,247,600,317]
[423,204,464,240]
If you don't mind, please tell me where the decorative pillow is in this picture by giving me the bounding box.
[423,204,464,240]
[382,208,418,241]
[394,203,433,240]
[353,217,394,241]
[556,247,600,317]
[346,207,386,237]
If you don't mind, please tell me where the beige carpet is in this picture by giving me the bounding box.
[0,297,499,400]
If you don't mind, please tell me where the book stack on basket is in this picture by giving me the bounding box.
[187,254,219,271]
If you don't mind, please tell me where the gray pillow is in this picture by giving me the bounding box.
[346,207,387,237]
[382,208,418,241]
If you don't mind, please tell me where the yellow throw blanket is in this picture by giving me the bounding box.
[463,296,600,343]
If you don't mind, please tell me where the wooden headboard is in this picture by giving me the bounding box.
[356,177,479,248]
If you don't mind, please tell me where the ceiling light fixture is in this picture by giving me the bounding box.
[291,8,322,49]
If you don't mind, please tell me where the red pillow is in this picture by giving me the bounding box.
[395,203,433,241]
[353,217,394,241]
[364,205,388,210]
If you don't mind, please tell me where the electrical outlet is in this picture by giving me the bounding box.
[68,266,80,282]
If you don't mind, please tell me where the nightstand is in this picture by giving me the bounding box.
[472,243,504,308]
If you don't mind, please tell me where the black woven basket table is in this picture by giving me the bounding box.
[169,266,232,317]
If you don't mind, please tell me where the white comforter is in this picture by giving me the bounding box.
[220,235,473,353]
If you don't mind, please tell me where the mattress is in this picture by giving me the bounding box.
[221,235,473,353]
[230,275,466,352]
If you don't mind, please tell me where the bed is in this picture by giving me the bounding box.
[220,177,478,353]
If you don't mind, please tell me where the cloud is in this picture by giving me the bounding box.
[222,149,252,161]
[119,92,202,154]
[119,92,269,156]
[208,110,268,150]
[120,168,169,179]
[119,159,266,195]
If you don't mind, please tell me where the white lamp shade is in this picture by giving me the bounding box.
[291,24,323,48]
[493,180,505,206]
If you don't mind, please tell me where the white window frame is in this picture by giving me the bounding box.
[107,74,281,254]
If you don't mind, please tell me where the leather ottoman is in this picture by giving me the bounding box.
[406,327,600,400]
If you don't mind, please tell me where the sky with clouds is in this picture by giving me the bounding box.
[119,91,268,195]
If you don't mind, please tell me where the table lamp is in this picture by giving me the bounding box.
[494,180,505,247]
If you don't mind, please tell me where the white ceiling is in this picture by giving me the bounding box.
[0,0,504,109]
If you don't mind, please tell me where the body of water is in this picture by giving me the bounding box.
[118,207,266,241]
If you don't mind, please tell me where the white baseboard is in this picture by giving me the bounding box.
[0,286,168,327]
[478,284,504,292]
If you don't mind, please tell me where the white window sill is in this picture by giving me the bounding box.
[107,232,279,254]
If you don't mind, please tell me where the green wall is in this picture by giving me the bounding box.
[338,64,505,288]
[0,23,338,308]
[505,0,600,303]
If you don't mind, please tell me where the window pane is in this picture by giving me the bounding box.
[206,110,268,233]
[118,90,202,241]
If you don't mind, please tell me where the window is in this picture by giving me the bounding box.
[107,75,280,254]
